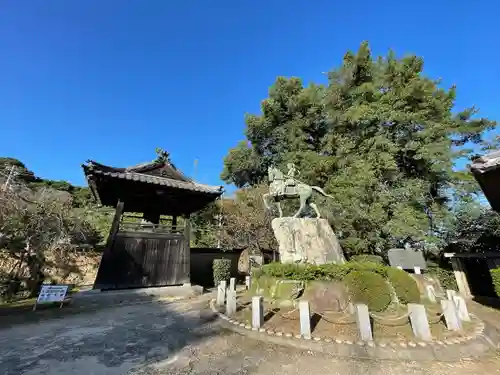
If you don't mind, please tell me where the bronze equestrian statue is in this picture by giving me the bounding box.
[262,164,333,218]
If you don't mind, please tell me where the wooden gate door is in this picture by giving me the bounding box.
[94,231,190,290]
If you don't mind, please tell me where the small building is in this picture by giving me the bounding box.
[443,252,500,298]
[443,151,500,298]
[470,150,500,211]
[82,151,223,290]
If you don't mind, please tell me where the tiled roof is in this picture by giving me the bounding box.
[470,150,500,174]
[83,164,223,195]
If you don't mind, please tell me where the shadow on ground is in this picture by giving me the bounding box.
[473,295,500,311]
[0,292,225,375]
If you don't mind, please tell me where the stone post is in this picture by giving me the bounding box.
[452,295,471,322]
[229,277,236,293]
[414,266,421,275]
[245,275,251,290]
[441,299,462,331]
[226,289,237,317]
[425,285,437,303]
[347,302,355,315]
[299,301,312,339]
[252,296,264,329]
[408,304,432,341]
[355,304,373,342]
[450,257,472,298]
[216,280,227,306]
[446,289,457,300]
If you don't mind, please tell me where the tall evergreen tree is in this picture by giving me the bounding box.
[221,42,497,256]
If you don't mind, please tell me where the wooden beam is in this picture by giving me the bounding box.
[105,200,124,252]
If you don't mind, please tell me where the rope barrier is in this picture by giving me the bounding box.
[368,311,411,326]
[236,296,445,328]
[312,310,356,325]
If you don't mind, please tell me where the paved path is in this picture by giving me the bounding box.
[1,296,500,375]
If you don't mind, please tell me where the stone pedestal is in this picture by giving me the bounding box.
[271,218,345,265]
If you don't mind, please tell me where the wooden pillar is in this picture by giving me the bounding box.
[93,200,124,290]
[172,215,178,231]
[183,215,191,284]
[105,200,124,252]
[450,257,472,298]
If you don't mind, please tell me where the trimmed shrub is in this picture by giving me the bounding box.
[259,262,345,281]
[259,261,386,281]
[344,270,392,312]
[349,254,385,265]
[343,261,388,278]
[491,268,500,297]
[386,267,420,304]
[213,258,231,286]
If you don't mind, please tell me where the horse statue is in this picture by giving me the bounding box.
[262,164,333,218]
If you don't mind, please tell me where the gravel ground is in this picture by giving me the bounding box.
[1,295,500,375]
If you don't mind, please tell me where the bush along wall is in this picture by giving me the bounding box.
[490,268,500,297]
[213,258,231,286]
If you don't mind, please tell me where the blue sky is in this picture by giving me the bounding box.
[0,1,498,194]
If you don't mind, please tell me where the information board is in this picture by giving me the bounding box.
[387,248,426,270]
[34,285,69,310]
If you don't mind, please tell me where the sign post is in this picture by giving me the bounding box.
[33,285,69,311]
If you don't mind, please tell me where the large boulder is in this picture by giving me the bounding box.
[303,281,350,313]
[271,218,345,265]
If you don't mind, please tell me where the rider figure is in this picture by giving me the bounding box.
[285,163,298,187]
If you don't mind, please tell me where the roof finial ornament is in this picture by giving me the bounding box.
[155,148,171,164]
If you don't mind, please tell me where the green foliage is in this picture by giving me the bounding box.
[344,261,388,277]
[259,262,345,281]
[0,157,36,182]
[190,201,220,248]
[490,268,500,297]
[428,266,457,291]
[386,267,420,304]
[259,261,390,282]
[212,258,232,285]
[349,254,385,264]
[221,41,498,256]
[443,201,500,253]
[219,186,276,251]
[344,270,392,312]
[258,261,424,310]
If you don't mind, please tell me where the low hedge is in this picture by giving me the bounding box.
[491,268,500,297]
[258,261,387,282]
[386,267,420,304]
[344,270,392,312]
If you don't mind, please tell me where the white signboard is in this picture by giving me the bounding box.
[36,285,69,304]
